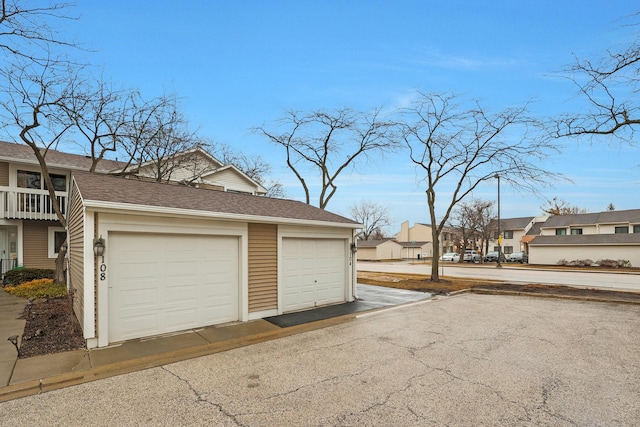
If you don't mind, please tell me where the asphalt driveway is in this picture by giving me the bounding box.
[1,293,638,425]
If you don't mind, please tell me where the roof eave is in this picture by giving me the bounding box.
[82,200,363,229]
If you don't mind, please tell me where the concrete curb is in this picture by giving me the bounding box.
[470,288,640,305]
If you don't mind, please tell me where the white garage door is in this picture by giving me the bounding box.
[108,232,239,342]
[282,238,346,312]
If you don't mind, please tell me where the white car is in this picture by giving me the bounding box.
[440,252,460,262]
[463,250,481,263]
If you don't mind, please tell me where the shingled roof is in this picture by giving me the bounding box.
[357,239,399,248]
[541,209,640,227]
[0,140,125,173]
[71,171,360,227]
[489,216,534,230]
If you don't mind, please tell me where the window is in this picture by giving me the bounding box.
[614,226,629,234]
[503,230,513,239]
[17,170,67,191]
[570,228,582,235]
[555,228,567,236]
[634,225,640,234]
[46,174,67,192]
[503,246,514,254]
[48,227,66,258]
[17,170,41,189]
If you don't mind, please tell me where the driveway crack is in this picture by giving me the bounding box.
[161,366,246,426]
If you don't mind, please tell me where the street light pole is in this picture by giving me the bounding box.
[495,174,502,268]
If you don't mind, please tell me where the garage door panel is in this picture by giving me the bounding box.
[282,238,346,312]
[109,233,239,342]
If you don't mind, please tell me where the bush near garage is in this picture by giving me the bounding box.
[4,278,67,299]
[3,268,55,286]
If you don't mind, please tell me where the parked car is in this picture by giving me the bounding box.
[440,252,460,262]
[463,250,481,263]
[507,252,528,263]
[483,251,506,262]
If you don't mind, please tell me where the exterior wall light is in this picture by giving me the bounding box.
[93,236,105,257]
[350,243,358,253]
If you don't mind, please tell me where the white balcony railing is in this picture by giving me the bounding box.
[0,187,67,221]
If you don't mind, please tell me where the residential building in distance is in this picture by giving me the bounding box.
[356,239,402,261]
[529,209,640,266]
[395,221,433,259]
[487,216,548,255]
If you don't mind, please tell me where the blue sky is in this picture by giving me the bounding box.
[58,1,640,234]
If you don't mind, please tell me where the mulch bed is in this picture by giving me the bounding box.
[18,295,86,358]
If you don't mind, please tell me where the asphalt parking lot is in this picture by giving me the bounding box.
[1,293,638,426]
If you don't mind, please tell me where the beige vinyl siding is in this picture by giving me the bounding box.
[0,161,9,186]
[205,168,256,193]
[248,223,277,312]
[23,220,58,268]
[67,183,85,331]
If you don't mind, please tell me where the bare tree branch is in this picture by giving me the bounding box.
[553,20,640,145]
[255,107,399,209]
[0,1,79,66]
[349,200,391,240]
[397,92,562,281]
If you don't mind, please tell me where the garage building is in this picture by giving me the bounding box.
[67,172,361,348]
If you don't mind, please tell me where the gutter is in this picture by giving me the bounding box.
[82,199,364,230]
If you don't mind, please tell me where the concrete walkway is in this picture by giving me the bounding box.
[0,288,27,387]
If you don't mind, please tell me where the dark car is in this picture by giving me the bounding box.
[483,251,506,262]
[507,252,528,263]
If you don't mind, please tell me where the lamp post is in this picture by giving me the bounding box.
[495,174,502,268]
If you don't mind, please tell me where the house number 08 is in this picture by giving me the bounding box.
[99,257,107,281]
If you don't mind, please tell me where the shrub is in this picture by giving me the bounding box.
[4,278,67,299]
[3,268,55,286]
[557,259,569,266]
[596,259,619,268]
[591,259,632,268]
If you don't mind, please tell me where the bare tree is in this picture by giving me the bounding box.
[211,142,285,198]
[349,200,391,240]
[554,15,640,144]
[448,203,478,262]
[0,60,82,283]
[541,196,588,215]
[0,1,84,283]
[398,92,561,281]
[116,92,200,182]
[63,78,133,172]
[455,199,496,258]
[255,107,398,209]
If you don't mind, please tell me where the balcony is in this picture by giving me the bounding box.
[0,187,67,221]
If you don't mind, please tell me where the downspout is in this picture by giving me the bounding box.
[351,228,358,301]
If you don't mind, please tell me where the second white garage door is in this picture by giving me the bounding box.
[282,238,346,312]
[108,232,239,343]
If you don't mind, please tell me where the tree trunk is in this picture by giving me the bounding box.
[54,242,67,284]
